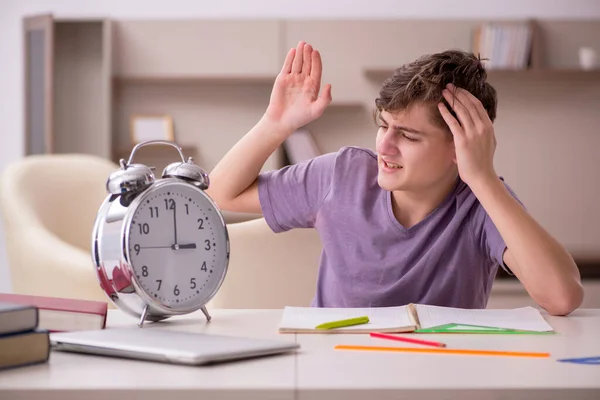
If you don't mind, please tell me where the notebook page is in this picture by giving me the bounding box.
[415,305,553,332]
[279,306,412,331]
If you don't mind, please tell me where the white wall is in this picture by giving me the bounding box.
[1,0,599,293]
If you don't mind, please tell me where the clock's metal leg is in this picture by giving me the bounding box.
[200,306,211,322]
[138,305,149,327]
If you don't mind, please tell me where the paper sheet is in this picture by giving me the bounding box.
[279,306,413,331]
[415,305,553,331]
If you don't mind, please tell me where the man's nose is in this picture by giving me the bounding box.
[377,131,398,155]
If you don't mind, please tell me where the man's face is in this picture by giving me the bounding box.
[376,105,458,193]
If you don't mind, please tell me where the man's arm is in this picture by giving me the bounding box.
[438,83,583,316]
[471,177,583,316]
[205,41,332,214]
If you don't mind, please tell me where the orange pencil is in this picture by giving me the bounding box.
[335,345,550,358]
[370,332,446,348]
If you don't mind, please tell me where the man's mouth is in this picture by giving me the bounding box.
[381,159,403,170]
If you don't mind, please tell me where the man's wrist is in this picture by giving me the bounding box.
[467,171,504,200]
[258,114,296,140]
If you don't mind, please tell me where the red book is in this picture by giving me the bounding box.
[0,293,107,332]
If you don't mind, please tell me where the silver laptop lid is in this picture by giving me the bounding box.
[50,327,299,365]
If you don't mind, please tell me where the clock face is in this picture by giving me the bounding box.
[125,180,228,311]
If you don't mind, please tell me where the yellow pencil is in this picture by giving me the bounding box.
[334,345,550,358]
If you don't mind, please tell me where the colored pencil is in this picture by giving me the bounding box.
[370,332,446,348]
[334,345,550,358]
[315,316,370,330]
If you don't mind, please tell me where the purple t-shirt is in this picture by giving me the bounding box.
[258,146,520,309]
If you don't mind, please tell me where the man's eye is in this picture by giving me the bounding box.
[402,133,418,142]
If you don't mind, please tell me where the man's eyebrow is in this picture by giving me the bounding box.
[392,125,426,135]
[378,114,426,135]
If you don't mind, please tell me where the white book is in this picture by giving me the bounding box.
[278,304,554,334]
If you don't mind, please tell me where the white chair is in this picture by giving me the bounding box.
[0,154,118,303]
[209,218,323,309]
[1,154,322,309]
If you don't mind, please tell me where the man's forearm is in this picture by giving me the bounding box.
[470,175,583,315]
[206,116,292,207]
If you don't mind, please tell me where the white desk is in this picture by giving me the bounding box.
[1,309,599,400]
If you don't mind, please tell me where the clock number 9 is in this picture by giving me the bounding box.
[134,244,140,255]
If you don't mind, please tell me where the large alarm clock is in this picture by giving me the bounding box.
[91,140,229,327]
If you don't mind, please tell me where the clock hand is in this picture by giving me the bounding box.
[139,246,172,249]
[173,203,178,245]
[172,243,197,250]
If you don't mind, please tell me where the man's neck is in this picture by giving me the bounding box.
[391,176,459,229]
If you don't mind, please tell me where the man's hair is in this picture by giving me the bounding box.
[374,49,497,131]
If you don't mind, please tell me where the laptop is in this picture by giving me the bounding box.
[50,327,300,365]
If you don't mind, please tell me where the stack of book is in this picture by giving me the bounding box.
[0,293,108,370]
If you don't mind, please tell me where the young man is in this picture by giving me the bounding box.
[206,41,583,316]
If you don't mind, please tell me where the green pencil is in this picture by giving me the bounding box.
[315,316,370,330]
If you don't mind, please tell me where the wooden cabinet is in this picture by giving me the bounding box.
[113,20,282,79]
[23,14,112,159]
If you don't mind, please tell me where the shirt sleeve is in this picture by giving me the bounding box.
[257,151,337,232]
[470,178,525,274]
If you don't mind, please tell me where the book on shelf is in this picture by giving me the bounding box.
[283,127,322,165]
[472,21,533,70]
[278,303,554,334]
[0,293,108,332]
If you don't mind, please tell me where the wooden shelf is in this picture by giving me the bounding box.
[328,100,365,108]
[114,144,198,161]
[113,75,277,85]
[486,69,600,79]
[363,68,397,81]
[364,67,600,81]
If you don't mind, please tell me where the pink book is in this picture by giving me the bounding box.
[0,293,108,332]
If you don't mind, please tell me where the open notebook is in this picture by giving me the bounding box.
[278,304,554,334]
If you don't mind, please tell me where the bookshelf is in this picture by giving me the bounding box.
[364,67,600,81]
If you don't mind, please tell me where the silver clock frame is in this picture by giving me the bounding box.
[91,140,230,327]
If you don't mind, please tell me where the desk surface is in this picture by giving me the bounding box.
[1,308,600,400]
